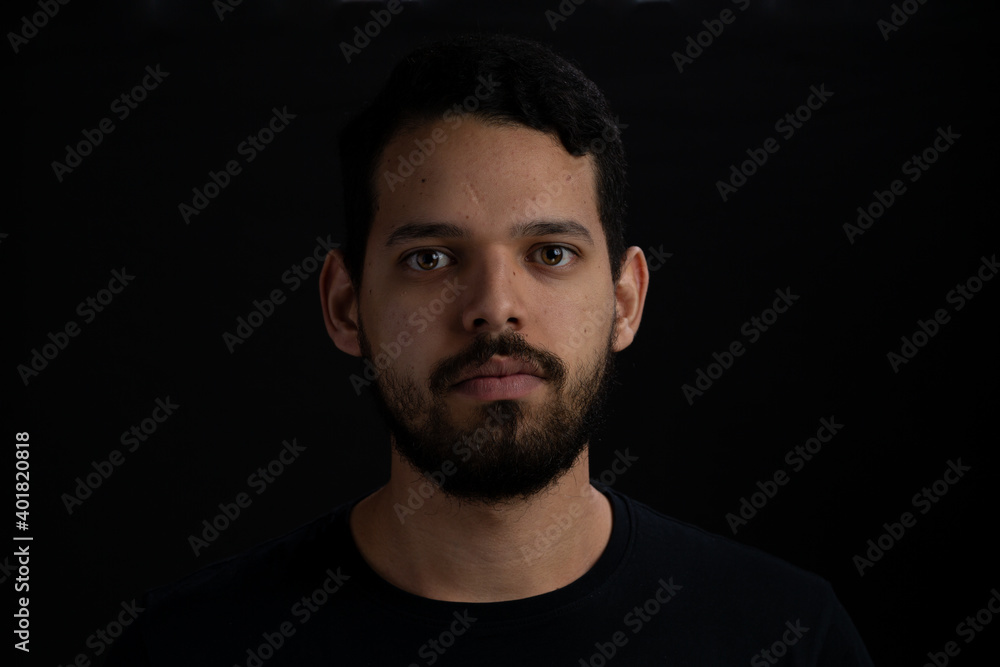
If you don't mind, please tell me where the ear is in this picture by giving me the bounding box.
[612,246,649,352]
[319,249,362,357]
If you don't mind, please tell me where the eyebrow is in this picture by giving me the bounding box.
[384,219,595,247]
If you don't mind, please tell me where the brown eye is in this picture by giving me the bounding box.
[537,245,572,267]
[406,250,452,271]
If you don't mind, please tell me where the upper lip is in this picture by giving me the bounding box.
[453,358,544,385]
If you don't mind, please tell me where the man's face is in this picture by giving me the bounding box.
[356,116,622,505]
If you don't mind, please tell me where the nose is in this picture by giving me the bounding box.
[459,247,527,335]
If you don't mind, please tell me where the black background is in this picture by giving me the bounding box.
[7,0,999,664]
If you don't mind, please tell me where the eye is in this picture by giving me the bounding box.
[533,245,577,267]
[404,249,453,271]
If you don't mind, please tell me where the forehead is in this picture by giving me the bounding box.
[370,116,602,243]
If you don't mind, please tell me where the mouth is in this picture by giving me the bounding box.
[451,357,546,401]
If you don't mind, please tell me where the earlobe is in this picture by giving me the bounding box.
[319,249,363,357]
[612,246,650,352]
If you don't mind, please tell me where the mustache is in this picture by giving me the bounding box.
[428,330,567,395]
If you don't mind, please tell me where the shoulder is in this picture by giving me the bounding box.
[119,501,356,662]
[611,488,836,604]
[151,507,344,610]
[608,490,874,662]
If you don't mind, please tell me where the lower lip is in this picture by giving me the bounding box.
[452,374,544,400]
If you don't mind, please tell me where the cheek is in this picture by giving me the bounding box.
[360,292,440,372]
[360,286,410,342]
[546,299,613,360]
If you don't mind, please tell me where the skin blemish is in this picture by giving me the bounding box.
[463,181,481,206]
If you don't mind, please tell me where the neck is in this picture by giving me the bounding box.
[349,449,613,603]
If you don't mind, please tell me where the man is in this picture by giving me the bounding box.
[108,34,873,665]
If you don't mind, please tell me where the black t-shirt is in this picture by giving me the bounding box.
[106,487,873,665]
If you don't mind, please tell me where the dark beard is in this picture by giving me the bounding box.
[357,321,618,506]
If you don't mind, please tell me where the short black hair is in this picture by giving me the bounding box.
[339,32,628,288]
